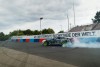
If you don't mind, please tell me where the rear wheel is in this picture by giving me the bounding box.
[61,40,68,47]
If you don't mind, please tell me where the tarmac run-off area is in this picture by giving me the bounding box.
[0,41,100,67]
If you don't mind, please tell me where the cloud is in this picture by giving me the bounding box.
[0,0,79,21]
[0,0,80,33]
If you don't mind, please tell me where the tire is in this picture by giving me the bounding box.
[62,42,67,47]
[42,41,48,47]
[61,40,68,47]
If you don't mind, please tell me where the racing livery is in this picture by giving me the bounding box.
[42,37,68,46]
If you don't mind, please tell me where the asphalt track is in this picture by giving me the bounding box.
[0,41,100,67]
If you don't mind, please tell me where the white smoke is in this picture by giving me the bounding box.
[62,38,100,48]
[63,42,100,48]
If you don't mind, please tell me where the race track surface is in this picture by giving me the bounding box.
[0,41,100,67]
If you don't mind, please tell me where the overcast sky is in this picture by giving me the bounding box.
[0,0,100,34]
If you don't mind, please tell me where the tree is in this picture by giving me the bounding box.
[58,30,64,33]
[0,32,10,41]
[42,28,55,34]
[18,31,24,36]
[92,11,100,23]
[9,30,19,36]
[47,28,55,34]
[42,29,49,34]
[0,32,5,36]
[23,29,34,35]
[9,30,24,36]
[33,30,40,35]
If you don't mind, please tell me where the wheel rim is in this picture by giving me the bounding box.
[43,41,47,46]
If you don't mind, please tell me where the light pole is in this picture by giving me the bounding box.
[40,17,43,35]
[70,23,71,29]
[67,10,70,31]
[73,0,76,27]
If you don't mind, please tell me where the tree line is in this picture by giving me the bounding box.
[9,28,55,36]
[0,28,56,41]
[0,28,65,41]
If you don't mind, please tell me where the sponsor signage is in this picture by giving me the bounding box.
[11,30,100,39]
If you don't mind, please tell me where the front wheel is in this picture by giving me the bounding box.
[42,41,49,47]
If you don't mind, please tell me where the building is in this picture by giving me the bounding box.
[69,23,100,32]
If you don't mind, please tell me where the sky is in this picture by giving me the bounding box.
[0,0,100,34]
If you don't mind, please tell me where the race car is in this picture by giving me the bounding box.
[42,37,68,46]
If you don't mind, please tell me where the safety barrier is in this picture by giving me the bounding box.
[11,30,100,43]
[11,38,46,43]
